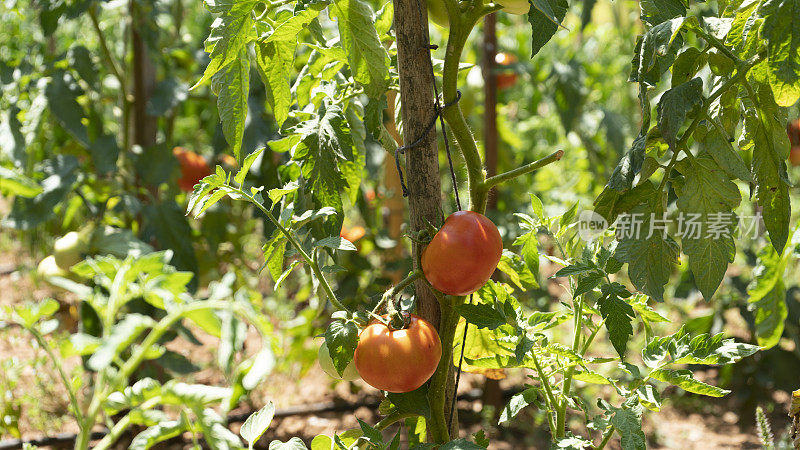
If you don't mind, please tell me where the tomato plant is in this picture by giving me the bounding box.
[422,211,503,296]
[354,314,442,393]
[2,0,800,445]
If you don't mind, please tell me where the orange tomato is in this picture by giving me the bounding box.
[495,52,517,66]
[173,147,212,192]
[340,225,366,242]
[421,211,503,296]
[354,314,442,393]
[218,153,238,169]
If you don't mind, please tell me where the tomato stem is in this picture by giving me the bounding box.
[370,270,424,318]
[240,188,349,313]
[482,149,564,191]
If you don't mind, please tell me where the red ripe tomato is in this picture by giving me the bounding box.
[354,314,442,393]
[421,211,503,296]
[787,119,800,146]
[496,73,518,90]
[173,147,212,192]
[791,146,800,166]
[495,53,518,90]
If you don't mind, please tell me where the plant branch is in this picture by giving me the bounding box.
[240,189,347,312]
[483,150,564,190]
[595,426,615,450]
[557,295,584,438]
[88,5,128,101]
[370,270,424,317]
[693,27,743,66]
[93,396,162,450]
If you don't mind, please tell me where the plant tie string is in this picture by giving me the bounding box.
[393,90,462,199]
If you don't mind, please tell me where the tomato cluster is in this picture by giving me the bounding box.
[319,212,501,392]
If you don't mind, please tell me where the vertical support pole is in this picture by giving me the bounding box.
[392,0,443,328]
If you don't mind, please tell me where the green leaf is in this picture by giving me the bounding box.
[573,370,612,385]
[262,229,287,283]
[701,125,752,182]
[290,103,357,227]
[456,303,507,330]
[753,137,791,254]
[610,404,646,450]
[267,181,299,204]
[235,147,266,185]
[212,46,249,162]
[498,387,538,424]
[331,0,390,97]
[613,202,680,301]
[240,402,276,449]
[147,77,189,116]
[672,47,706,86]
[607,134,646,192]
[637,17,688,85]
[760,0,800,106]
[496,250,538,289]
[195,408,244,450]
[193,9,254,89]
[269,437,308,449]
[87,314,155,371]
[357,419,383,444]
[142,201,199,279]
[325,320,359,376]
[597,284,636,358]
[639,0,686,27]
[161,381,232,406]
[313,236,357,251]
[255,39,295,127]
[45,71,89,147]
[725,0,762,58]
[527,0,568,57]
[674,152,741,300]
[129,418,189,450]
[6,156,80,230]
[385,386,432,419]
[265,2,329,43]
[242,347,276,390]
[656,77,703,150]
[13,299,59,328]
[747,245,788,349]
[650,368,730,396]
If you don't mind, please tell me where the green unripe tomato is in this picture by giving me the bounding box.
[426,0,449,28]
[496,0,530,15]
[318,341,359,381]
[37,255,70,279]
[53,231,87,270]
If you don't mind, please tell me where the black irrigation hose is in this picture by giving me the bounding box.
[0,387,519,449]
